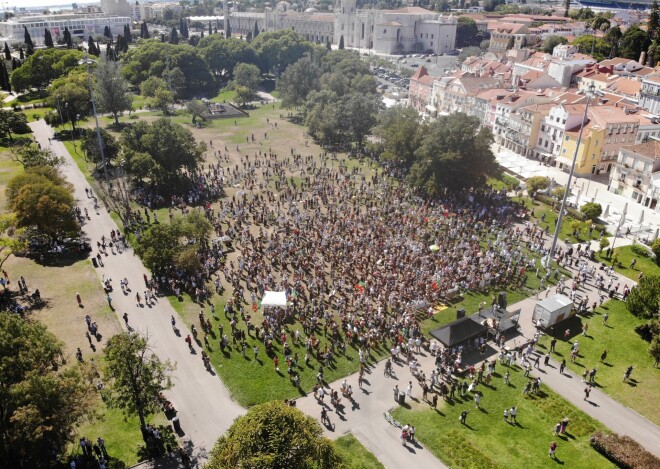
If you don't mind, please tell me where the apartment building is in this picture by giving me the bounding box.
[609,141,660,210]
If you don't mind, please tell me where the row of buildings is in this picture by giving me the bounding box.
[0,0,458,56]
[409,42,660,212]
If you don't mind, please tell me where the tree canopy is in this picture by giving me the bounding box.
[0,110,30,142]
[207,401,342,469]
[10,48,83,91]
[626,275,660,319]
[122,118,206,194]
[408,113,496,194]
[0,313,96,467]
[198,36,258,76]
[103,332,174,436]
[8,166,78,239]
[122,42,213,97]
[94,57,134,125]
[374,105,424,171]
[276,56,322,108]
[251,29,322,73]
[233,62,261,94]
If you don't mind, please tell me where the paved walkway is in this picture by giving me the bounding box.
[495,146,660,244]
[30,120,245,462]
[296,235,660,467]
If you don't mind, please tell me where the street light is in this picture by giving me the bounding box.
[545,84,597,269]
[79,55,109,181]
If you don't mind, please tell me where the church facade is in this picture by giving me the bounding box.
[229,1,457,55]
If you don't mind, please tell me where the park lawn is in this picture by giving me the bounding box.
[169,293,389,407]
[595,245,660,282]
[70,403,174,467]
[536,300,660,426]
[211,89,237,103]
[334,434,384,469]
[391,364,614,469]
[529,200,604,244]
[20,107,54,122]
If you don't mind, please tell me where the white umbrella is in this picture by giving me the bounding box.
[603,204,610,218]
[639,210,645,224]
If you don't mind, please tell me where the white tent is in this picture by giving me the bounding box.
[261,290,288,308]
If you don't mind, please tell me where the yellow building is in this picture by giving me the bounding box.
[559,122,605,177]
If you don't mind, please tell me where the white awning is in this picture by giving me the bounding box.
[261,291,287,308]
[426,104,437,113]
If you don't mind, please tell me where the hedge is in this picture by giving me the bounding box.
[590,432,660,469]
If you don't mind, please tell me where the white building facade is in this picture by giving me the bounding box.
[0,14,130,43]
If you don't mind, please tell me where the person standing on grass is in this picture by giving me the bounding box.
[549,441,557,459]
[510,406,517,423]
[460,409,469,425]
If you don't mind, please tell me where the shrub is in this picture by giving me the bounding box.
[552,186,565,200]
[580,202,602,220]
[652,238,660,265]
[626,275,660,319]
[526,175,550,196]
[536,194,556,207]
[630,243,650,258]
[590,432,660,468]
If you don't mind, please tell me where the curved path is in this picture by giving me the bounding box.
[30,120,244,459]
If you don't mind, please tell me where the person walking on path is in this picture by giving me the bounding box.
[559,359,566,375]
[584,385,591,401]
[406,381,413,399]
[122,312,129,327]
[544,353,550,367]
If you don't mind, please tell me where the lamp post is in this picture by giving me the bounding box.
[79,55,109,181]
[545,84,597,269]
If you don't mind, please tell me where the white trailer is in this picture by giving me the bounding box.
[533,294,575,329]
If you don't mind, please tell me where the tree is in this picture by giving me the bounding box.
[234,85,253,106]
[626,275,660,319]
[251,29,316,73]
[122,42,213,97]
[619,25,650,60]
[571,35,610,61]
[198,36,258,76]
[63,26,73,49]
[0,61,9,92]
[652,238,660,265]
[0,214,26,269]
[233,62,261,94]
[339,35,344,49]
[94,57,134,125]
[46,76,92,133]
[542,35,568,53]
[599,236,609,253]
[103,332,174,439]
[374,105,423,171]
[253,21,260,40]
[650,335,660,367]
[207,401,342,469]
[140,76,169,98]
[81,128,120,169]
[408,113,496,194]
[44,28,54,48]
[122,119,206,193]
[0,314,96,467]
[526,176,550,197]
[104,25,113,42]
[8,168,78,239]
[341,92,381,148]
[580,202,602,220]
[88,36,100,56]
[10,48,83,91]
[115,34,129,54]
[3,42,10,61]
[23,26,34,56]
[649,1,660,41]
[277,57,322,108]
[140,20,150,39]
[0,110,30,142]
[170,27,179,45]
[151,87,175,114]
[9,144,62,168]
[186,99,209,123]
[456,17,479,48]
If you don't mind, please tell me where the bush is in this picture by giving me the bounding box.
[626,275,660,319]
[590,432,660,468]
[652,238,660,265]
[526,175,550,196]
[580,202,602,220]
[631,243,650,258]
[536,194,556,207]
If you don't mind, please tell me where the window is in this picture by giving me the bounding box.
[565,135,569,141]
[383,29,386,34]
[539,138,542,145]
[431,34,434,39]
[562,119,566,124]
[563,148,567,154]
[607,137,611,144]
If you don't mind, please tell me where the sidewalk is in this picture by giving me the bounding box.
[29,120,245,461]
[495,146,660,243]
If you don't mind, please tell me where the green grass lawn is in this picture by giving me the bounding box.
[595,245,660,282]
[536,300,660,425]
[70,403,173,467]
[334,434,384,469]
[211,89,237,103]
[169,293,389,407]
[392,364,614,468]
[529,200,605,244]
